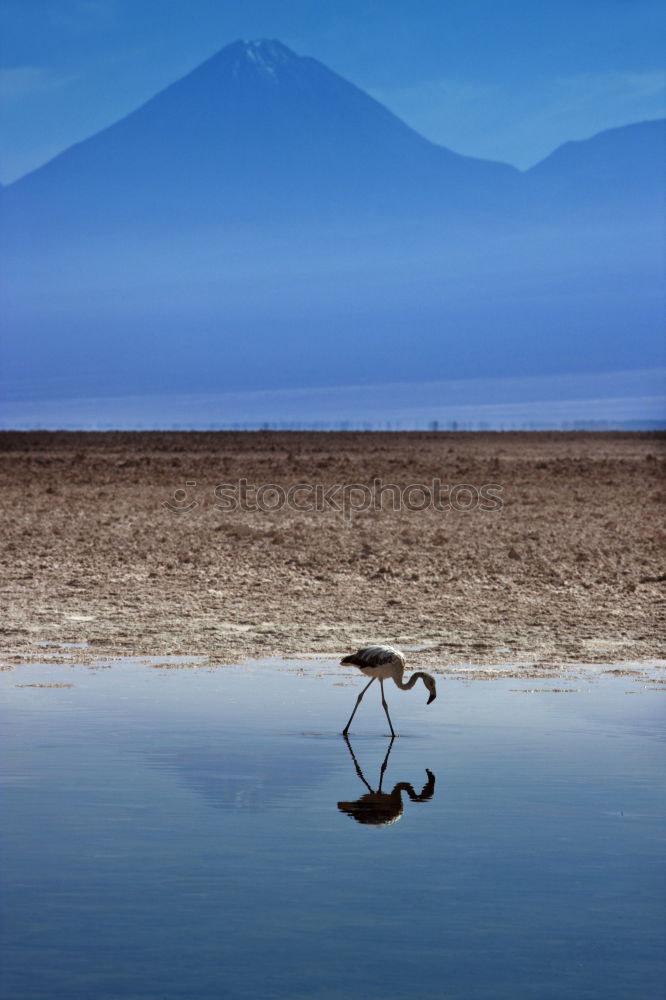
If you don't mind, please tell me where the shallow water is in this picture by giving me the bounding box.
[2,661,664,1000]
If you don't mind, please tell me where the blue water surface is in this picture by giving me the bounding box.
[1,661,664,1000]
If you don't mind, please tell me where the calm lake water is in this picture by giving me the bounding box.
[2,661,664,1000]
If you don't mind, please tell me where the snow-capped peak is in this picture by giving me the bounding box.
[235,39,295,76]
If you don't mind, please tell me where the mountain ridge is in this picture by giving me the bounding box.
[6,38,519,192]
[5,41,663,189]
[4,38,661,250]
[1,38,663,405]
[3,38,528,250]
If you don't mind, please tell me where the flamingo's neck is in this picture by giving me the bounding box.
[395,670,428,691]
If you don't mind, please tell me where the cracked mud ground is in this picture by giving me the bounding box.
[1,431,664,673]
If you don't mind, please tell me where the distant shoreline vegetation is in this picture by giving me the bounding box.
[1,369,663,432]
[1,421,664,432]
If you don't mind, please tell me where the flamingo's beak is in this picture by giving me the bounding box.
[427,691,436,704]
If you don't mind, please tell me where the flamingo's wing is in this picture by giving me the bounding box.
[341,645,403,668]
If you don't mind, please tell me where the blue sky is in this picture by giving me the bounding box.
[1,0,665,182]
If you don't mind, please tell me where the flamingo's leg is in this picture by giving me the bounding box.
[378,735,395,792]
[342,677,375,735]
[342,735,374,792]
[380,679,396,738]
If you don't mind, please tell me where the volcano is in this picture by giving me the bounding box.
[3,38,520,240]
[1,40,663,406]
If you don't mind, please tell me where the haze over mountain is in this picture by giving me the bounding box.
[1,39,664,411]
[527,118,666,219]
[3,40,520,240]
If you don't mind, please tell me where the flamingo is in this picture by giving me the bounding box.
[339,644,437,736]
[338,736,436,826]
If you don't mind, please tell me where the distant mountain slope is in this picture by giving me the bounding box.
[2,39,518,242]
[527,118,666,217]
[1,40,663,405]
[3,40,662,242]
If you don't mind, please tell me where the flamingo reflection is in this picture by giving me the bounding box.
[338,736,435,827]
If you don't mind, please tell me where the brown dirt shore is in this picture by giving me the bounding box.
[1,430,664,674]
